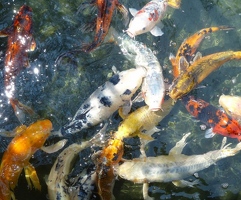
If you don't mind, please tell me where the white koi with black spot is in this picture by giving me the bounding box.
[126,0,168,38]
[61,67,146,135]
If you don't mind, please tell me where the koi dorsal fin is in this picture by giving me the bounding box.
[169,132,191,155]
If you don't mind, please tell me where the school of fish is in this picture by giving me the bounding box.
[1,0,241,200]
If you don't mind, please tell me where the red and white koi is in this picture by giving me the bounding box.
[61,67,146,135]
[126,0,168,38]
[110,28,165,111]
[117,133,241,199]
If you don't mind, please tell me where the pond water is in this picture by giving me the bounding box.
[1,0,241,199]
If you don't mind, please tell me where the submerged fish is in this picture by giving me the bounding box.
[80,0,128,52]
[61,67,146,135]
[126,0,168,38]
[0,5,36,122]
[219,94,241,122]
[110,27,165,111]
[0,120,52,200]
[95,98,173,200]
[117,133,241,199]
[47,138,100,200]
[169,26,233,78]
[169,51,241,100]
[182,95,241,140]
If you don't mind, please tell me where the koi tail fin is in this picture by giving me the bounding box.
[77,0,96,14]
[218,25,235,31]
[116,3,129,27]
[55,49,83,65]
[10,98,36,124]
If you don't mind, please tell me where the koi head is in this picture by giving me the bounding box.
[26,120,52,150]
[126,2,167,38]
[14,5,33,34]
[182,96,209,118]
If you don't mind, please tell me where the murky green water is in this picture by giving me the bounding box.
[1,0,241,199]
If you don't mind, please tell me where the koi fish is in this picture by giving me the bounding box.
[126,0,168,38]
[0,120,52,200]
[0,5,36,123]
[80,0,128,52]
[61,67,146,135]
[47,131,104,200]
[110,27,165,111]
[219,95,241,122]
[169,51,241,100]
[95,98,173,199]
[169,26,233,78]
[182,95,241,140]
[117,133,241,199]
[117,98,174,140]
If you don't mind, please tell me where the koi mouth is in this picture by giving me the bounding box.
[125,29,135,38]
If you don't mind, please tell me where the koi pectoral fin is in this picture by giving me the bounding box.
[0,28,11,37]
[172,179,199,187]
[41,139,68,153]
[150,27,164,37]
[205,128,216,138]
[10,99,36,123]
[24,163,41,190]
[0,125,28,137]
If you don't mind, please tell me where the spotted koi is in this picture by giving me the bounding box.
[182,95,241,140]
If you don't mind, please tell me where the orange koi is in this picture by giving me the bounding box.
[169,26,233,78]
[169,51,241,100]
[0,120,52,200]
[95,137,124,200]
[182,96,241,141]
[0,5,36,122]
[81,0,128,52]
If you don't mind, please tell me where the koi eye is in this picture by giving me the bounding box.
[142,27,146,31]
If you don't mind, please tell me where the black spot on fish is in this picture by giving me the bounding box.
[87,122,92,127]
[109,74,120,85]
[188,105,195,114]
[100,83,107,91]
[55,157,64,171]
[100,96,112,107]
[74,113,87,122]
[83,103,90,110]
[56,192,62,200]
[122,89,131,95]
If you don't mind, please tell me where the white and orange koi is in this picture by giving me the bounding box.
[126,0,168,38]
[61,67,146,135]
[117,133,241,199]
